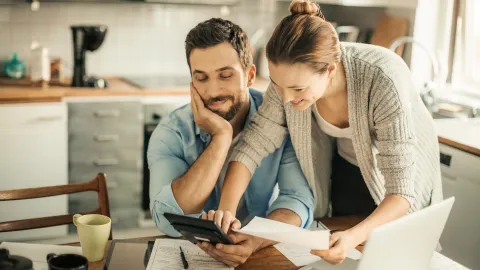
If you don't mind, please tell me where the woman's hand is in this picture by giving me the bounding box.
[310,231,360,265]
[203,210,241,234]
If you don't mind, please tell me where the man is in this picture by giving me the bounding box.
[148,18,314,267]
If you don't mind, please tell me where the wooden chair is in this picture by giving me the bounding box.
[0,173,112,240]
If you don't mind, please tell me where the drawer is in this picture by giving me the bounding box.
[68,101,142,119]
[69,169,142,205]
[68,102,142,130]
[68,119,141,138]
[69,131,142,154]
[68,170,141,210]
[69,185,140,211]
[69,149,142,173]
[439,144,480,182]
[0,102,67,126]
[69,163,141,183]
[69,192,99,214]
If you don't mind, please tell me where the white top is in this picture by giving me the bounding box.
[312,105,358,166]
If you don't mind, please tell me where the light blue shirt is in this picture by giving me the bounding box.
[148,88,314,237]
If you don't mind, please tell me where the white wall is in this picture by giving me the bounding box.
[0,0,284,77]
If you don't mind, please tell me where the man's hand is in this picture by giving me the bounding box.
[310,230,359,265]
[197,231,262,267]
[190,83,232,138]
[197,210,261,267]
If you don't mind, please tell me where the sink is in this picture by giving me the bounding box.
[431,90,480,119]
[431,111,471,119]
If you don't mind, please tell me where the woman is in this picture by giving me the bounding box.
[214,0,442,264]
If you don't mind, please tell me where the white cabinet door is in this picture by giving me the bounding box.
[439,144,480,270]
[0,102,68,241]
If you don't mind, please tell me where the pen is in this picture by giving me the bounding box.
[179,246,189,269]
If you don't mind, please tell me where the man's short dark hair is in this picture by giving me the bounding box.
[185,18,252,71]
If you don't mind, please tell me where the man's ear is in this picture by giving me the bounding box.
[247,64,256,87]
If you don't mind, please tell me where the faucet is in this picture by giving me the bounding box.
[389,36,441,111]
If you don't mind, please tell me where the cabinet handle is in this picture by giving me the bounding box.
[93,158,119,166]
[94,134,119,142]
[94,109,120,118]
[31,116,63,122]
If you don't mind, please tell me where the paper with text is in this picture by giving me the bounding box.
[0,242,82,270]
[235,217,330,250]
[145,239,233,270]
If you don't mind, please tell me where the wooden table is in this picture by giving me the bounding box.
[68,216,365,270]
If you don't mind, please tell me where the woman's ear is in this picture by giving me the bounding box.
[247,64,257,87]
[327,63,337,79]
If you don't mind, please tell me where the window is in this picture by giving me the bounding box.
[452,0,480,88]
[465,0,480,84]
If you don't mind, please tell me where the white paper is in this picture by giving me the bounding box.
[235,217,330,250]
[299,258,360,270]
[145,239,233,270]
[299,251,470,270]
[275,243,362,267]
[0,242,82,270]
[428,252,470,270]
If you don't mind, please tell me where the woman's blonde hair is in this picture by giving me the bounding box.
[266,0,341,73]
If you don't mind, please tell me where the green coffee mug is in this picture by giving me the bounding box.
[73,214,111,262]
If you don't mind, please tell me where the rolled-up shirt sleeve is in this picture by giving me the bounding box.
[150,184,202,237]
[268,136,314,228]
[147,125,202,237]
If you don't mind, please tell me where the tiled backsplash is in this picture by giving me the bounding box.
[0,0,286,77]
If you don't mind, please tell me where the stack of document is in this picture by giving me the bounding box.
[145,239,233,270]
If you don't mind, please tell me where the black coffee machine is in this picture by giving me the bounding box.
[71,25,108,88]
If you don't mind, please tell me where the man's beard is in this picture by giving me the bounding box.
[205,95,244,121]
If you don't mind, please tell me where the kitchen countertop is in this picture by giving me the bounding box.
[0,77,271,104]
[436,118,480,157]
[0,77,189,103]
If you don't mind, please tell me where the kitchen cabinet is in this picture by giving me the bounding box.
[0,102,68,241]
[67,99,143,232]
[439,143,480,270]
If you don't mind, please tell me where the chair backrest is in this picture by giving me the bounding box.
[0,173,112,240]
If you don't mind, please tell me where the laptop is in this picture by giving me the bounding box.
[301,197,455,270]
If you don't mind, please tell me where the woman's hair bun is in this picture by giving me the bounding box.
[289,0,325,20]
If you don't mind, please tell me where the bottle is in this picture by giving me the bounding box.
[30,41,51,86]
[4,53,26,80]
